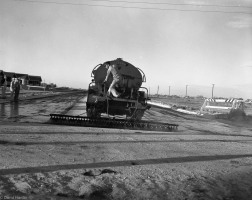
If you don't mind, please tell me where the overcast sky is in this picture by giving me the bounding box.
[0,0,252,98]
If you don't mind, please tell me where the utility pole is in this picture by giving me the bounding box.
[149,87,150,96]
[212,84,215,98]
[157,85,159,96]
[169,86,170,96]
[186,85,188,97]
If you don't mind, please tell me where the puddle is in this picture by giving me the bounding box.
[0,94,85,123]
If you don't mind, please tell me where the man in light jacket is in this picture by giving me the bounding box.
[103,59,123,98]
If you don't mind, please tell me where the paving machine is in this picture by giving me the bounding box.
[50,59,178,131]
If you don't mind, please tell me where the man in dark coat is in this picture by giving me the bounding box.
[0,71,6,99]
[13,78,20,101]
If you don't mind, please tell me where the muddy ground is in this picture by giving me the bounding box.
[0,93,252,200]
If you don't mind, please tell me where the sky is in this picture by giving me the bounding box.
[0,0,252,99]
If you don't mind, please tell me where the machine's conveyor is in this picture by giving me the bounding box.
[49,114,178,132]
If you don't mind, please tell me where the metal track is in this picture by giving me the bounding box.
[49,114,178,132]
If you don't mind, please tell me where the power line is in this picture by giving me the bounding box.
[10,0,252,14]
[89,0,252,9]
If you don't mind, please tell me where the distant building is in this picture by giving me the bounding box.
[41,82,57,90]
[3,72,16,87]
[0,71,42,86]
[15,73,29,85]
[49,83,57,88]
[28,75,42,86]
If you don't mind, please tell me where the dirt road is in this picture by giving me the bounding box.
[0,94,252,200]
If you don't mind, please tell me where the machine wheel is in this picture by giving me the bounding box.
[132,109,144,121]
[87,108,93,118]
[87,107,101,118]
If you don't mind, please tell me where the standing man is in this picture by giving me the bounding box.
[10,77,15,99]
[2,75,7,99]
[13,78,20,102]
[0,71,4,98]
[103,59,123,98]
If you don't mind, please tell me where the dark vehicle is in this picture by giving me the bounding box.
[86,59,150,120]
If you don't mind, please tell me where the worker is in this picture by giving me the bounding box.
[13,78,20,102]
[10,77,15,99]
[103,59,123,98]
[1,75,7,99]
[0,71,5,98]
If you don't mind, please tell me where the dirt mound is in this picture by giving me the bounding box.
[1,166,252,200]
